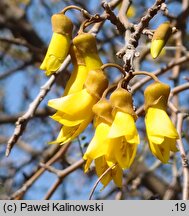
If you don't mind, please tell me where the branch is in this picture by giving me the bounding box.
[42,159,84,200]
[118,0,165,71]
[102,2,126,34]
[89,164,116,200]
[10,143,70,200]
[0,60,32,80]
[170,82,189,98]
[132,54,189,92]
[176,113,189,200]
[0,108,54,124]
[118,0,132,29]
[0,37,43,55]
[0,136,39,156]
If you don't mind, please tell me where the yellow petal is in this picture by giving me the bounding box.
[83,122,110,161]
[48,89,97,115]
[112,165,123,188]
[106,137,121,167]
[126,142,138,167]
[149,140,170,163]
[95,156,112,188]
[108,111,139,144]
[49,125,77,144]
[51,111,86,126]
[84,158,93,173]
[64,65,88,96]
[148,135,165,145]
[169,138,178,152]
[49,114,93,145]
[145,107,179,142]
[107,137,137,169]
[40,33,70,76]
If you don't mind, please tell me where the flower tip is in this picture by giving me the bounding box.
[39,63,46,71]
[150,39,165,59]
[48,140,58,145]
[45,70,53,76]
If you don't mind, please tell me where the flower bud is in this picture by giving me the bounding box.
[70,45,85,66]
[73,33,102,70]
[144,81,170,111]
[85,69,108,99]
[73,33,98,53]
[92,99,113,124]
[51,13,73,37]
[110,87,137,120]
[40,13,73,76]
[151,22,172,59]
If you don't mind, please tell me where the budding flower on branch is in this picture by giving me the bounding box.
[40,13,73,76]
[144,81,179,163]
[150,22,172,59]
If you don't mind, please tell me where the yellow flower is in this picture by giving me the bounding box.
[144,82,179,163]
[53,33,103,125]
[150,22,172,59]
[83,99,113,171]
[48,69,108,144]
[82,100,123,189]
[107,88,139,168]
[83,88,139,187]
[40,13,73,76]
[64,32,103,96]
[63,45,88,96]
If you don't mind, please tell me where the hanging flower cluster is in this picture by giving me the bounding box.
[40,9,179,188]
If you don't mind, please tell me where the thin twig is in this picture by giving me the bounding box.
[43,159,85,200]
[0,108,54,124]
[89,164,116,200]
[120,0,165,71]
[176,113,189,200]
[0,37,43,54]
[5,56,70,157]
[0,60,32,80]
[132,54,189,92]
[170,82,189,98]
[102,2,126,34]
[10,143,70,199]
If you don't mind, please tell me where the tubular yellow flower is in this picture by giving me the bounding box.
[83,99,113,172]
[63,45,88,96]
[144,81,179,163]
[48,69,108,144]
[40,13,73,76]
[108,88,139,168]
[150,22,172,59]
[73,33,103,71]
[83,99,124,188]
[83,89,139,187]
